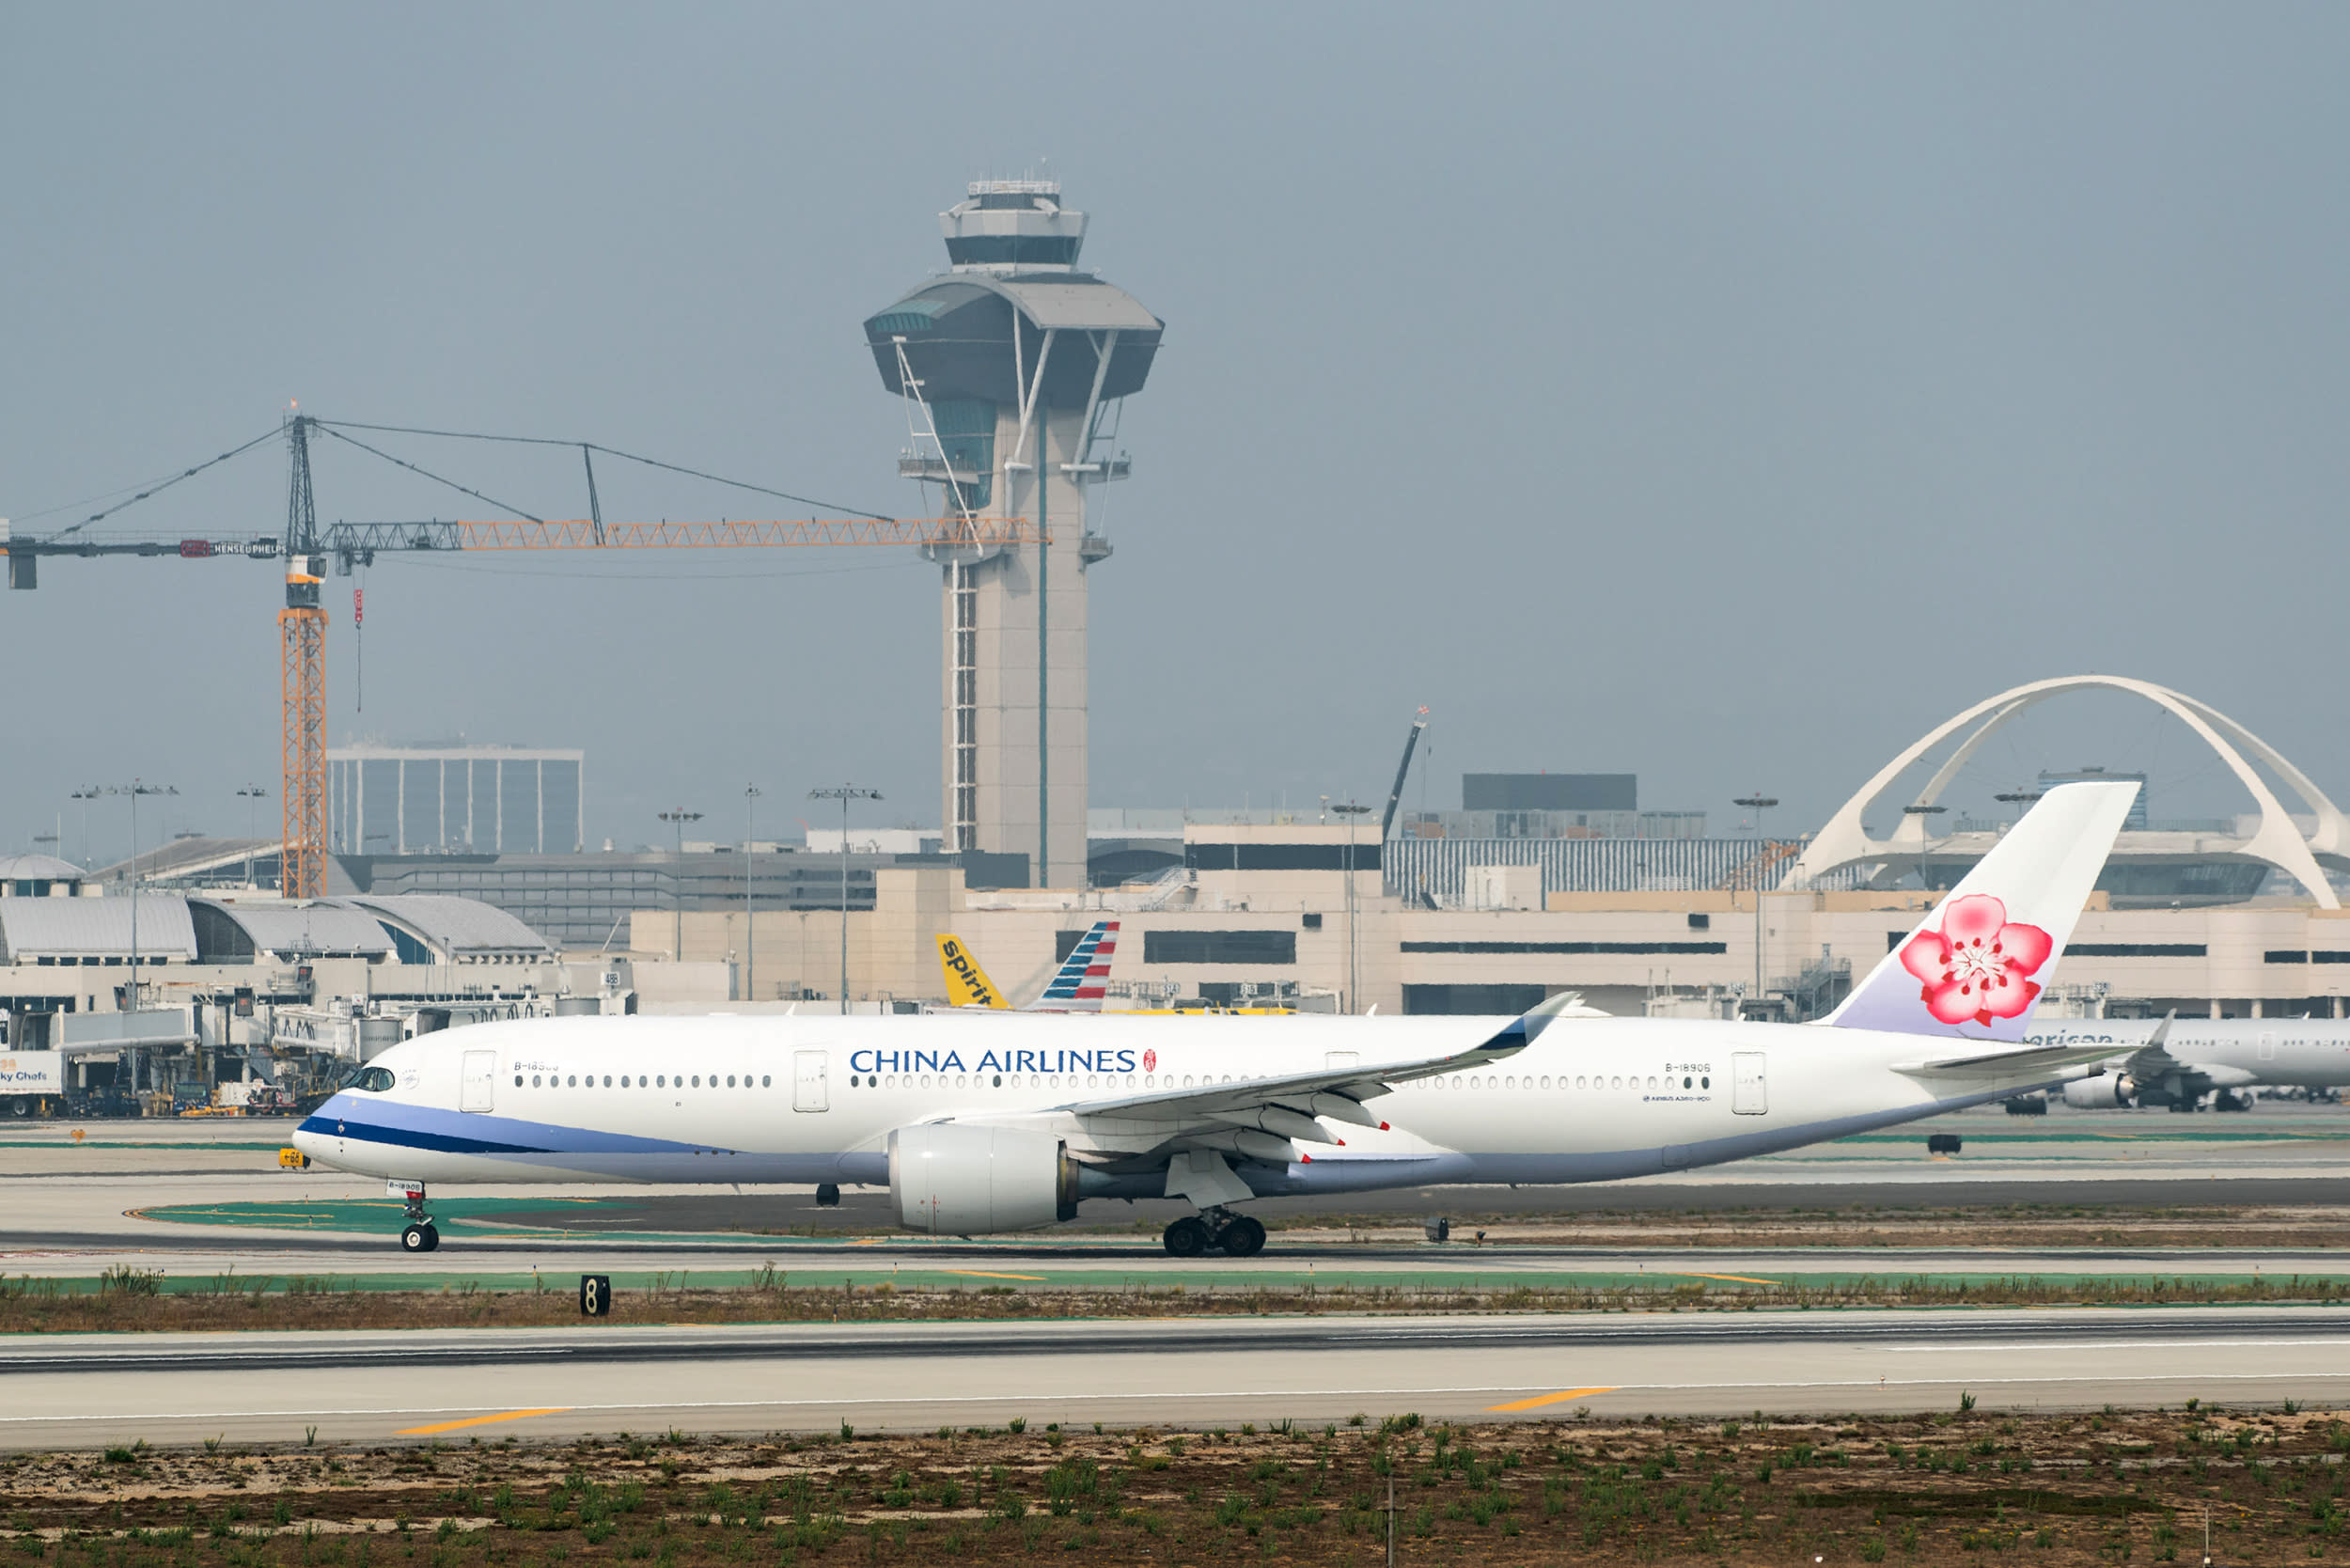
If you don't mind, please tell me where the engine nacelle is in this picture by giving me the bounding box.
[2062,1074,2136,1110]
[889,1123,1078,1236]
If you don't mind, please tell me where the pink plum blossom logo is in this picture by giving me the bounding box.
[1142,1048,1158,1074]
[1900,894,2054,1027]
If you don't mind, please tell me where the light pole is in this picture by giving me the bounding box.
[657,809,703,961]
[1733,794,1778,1012]
[1903,803,1948,894]
[236,785,268,888]
[808,785,880,1013]
[1333,802,1373,1014]
[744,785,762,1003]
[102,782,176,1054]
[69,787,99,870]
[1993,788,2044,825]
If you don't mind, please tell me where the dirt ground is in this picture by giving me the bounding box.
[0,1405,2342,1564]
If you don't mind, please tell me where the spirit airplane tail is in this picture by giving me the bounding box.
[1825,780,2138,1043]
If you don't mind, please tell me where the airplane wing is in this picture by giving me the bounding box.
[984,993,1583,1171]
[1890,1039,2144,1077]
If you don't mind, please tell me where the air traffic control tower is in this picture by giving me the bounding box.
[865,182,1162,887]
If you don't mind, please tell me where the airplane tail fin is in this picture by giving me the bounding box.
[936,935,1009,1010]
[1823,781,2137,1042]
[1026,919,1118,1012]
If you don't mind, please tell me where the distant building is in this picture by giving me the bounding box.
[328,745,584,855]
[0,854,86,898]
[1463,774,1638,813]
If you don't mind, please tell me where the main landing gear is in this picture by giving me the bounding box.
[1163,1208,1266,1259]
[396,1182,440,1252]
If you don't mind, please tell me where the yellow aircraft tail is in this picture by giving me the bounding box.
[936,934,1009,1009]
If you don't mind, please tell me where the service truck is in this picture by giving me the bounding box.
[0,1052,66,1118]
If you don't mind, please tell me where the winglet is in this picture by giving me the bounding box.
[1476,990,1584,1057]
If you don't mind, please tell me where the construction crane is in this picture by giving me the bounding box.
[3,415,1031,897]
[1377,706,1431,841]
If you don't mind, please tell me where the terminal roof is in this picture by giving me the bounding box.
[0,895,197,962]
[0,854,82,883]
[335,894,554,959]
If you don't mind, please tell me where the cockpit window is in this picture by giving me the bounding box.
[353,1066,397,1092]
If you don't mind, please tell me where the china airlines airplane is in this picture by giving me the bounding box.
[295,783,2138,1259]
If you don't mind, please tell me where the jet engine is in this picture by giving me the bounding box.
[889,1123,1078,1236]
[2061,1074,2136,1109]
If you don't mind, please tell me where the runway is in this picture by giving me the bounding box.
[6,1103,2350,1287]
[0,1306,2342,1450]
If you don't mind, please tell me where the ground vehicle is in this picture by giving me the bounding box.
[0,1052,66,1118]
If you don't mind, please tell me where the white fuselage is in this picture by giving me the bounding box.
[293,1011,2084,1203]
[2027,1017,2350,1093]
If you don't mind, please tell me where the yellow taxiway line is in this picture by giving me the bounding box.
[396,1407,571,1436]
[1670,1271,1783,1286]
[942,1269,1049,1282]
[1486,1386,1618,1412]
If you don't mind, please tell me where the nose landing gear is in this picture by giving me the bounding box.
[1162,1208,1266,1258]
[394,1182,440,1252]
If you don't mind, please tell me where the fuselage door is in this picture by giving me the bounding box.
[460,1050,496,1114]
[793,1049,829,1112]
[1731,1051,1767,1115]
[2259,1031,2278,1061]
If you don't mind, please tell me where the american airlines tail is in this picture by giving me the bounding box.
[1825,780,2138,1042]
[1027,920,1118,1012]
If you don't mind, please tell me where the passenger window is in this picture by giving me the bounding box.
[691,1075,700,1088]
[567,1075,576,1088]
[532,1075,542,1088]
[656,1074,666,1088]
[727,1075,736,1088]
[514,1074,524,1088]
[761,1075,771,1088]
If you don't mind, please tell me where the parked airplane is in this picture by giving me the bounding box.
[935,922,1116,1011]
[2030,1013,2350,1110]
[294,784,2139,1258]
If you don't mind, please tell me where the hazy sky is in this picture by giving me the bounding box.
[6,4,2346,865]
